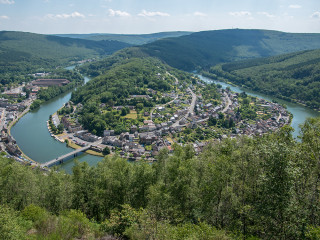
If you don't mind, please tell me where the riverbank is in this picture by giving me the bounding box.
[8,68,103,172]
[47,109,104,157]
[8,105,30,135]
[6,105,40,164]
[198,74,320,139]
[201,71,320,113]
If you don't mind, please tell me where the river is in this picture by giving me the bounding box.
[198,75,320,139]
[10,73,320,174]
[11,72,102,174]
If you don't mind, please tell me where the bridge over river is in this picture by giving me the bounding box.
[41,145,91,168]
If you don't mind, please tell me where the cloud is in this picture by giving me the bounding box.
[0,0,14,4]
[194,11,207,17]
[258,12,275,18]
[138,10,170,17]
[46,12,85,19]
[108,9,131,17]
[311,11,320,18]
[289,4,302,9]
[229,11,252,17]
[0,15,9,19]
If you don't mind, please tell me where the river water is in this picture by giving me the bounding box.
[11,74,102,173]
[10,73,320,174]
[198,75,320,139]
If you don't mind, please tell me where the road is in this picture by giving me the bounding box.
[221,93,232,113]
[150,72,179,121]
[277,113,282,122]
[172,87,197,128]
[166,71,179,85]
[182,92,232,126]
[150,95,179,120]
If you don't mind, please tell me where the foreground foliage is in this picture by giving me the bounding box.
[1,118,320,239]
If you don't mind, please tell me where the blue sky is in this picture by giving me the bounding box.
[0,0,320,34]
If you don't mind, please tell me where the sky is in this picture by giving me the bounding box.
[0,0,320,34]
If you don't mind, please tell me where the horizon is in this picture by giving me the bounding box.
[2,28,320,36]
[1,0,320,34]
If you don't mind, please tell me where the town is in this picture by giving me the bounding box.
[52,73,291,162]
[0,72,75,166]
[0,70,291,167]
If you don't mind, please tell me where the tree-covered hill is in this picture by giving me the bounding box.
[0,31,131,85]
[207,49,320,109]
[54,31,192,45]
[139,29,320,71]
[0,31,131,63]
[72,56,193,135]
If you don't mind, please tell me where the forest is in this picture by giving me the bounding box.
[1,117,320,239]
[0,31,130,87]
[207,49,320,109]
[139,29,320,71]
[54,31,192,45]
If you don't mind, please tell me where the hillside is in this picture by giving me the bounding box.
[72,56,193,135]
[0,31,131,85]
[0,31,131,62]
[54,31,192,45]
[207,49,320,109]
[139,29,320,70]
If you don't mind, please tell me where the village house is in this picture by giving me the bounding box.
[112,106,124,110]
[104,129,115,136]
[102,136,123,147]
[157,106,165,111]
[144,120,154,125]
[6,112,15,121]
[4,88,22,98]
[129,95,151,100]
[0,98,9,108]
[119,132,129,141]
[61,116,82,133]
[204,103,213,110]
[5,142,21,156]
[75,131,99,142]
[140,132,158,145]
[149,124,157,131]
[140,125,149,132]
[130,125,138,133]
[6,104,25,112]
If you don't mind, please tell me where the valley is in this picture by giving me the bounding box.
[1,29,318,168]
[1,27,320,239]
